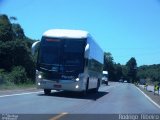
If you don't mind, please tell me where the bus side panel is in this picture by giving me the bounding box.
[86,36,103,89]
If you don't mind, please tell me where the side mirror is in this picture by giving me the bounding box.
[84,43,89,58]
[31,41,40,55]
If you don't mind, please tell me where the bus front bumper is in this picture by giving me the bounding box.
[37,79,84,92]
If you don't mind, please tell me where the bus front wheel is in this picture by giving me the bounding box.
[82,78,89,96]
[93,79,100,93]
[44,89,51,95]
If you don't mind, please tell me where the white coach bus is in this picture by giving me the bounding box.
[32,29,104,95]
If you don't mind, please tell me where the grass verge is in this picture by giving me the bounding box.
[0,82,36,90]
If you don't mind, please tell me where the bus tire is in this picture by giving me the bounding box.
[86,78,89,92]
[93,79,100,93]
[44,89,51,95]
[82,78,89,96]
[105,81,108,86]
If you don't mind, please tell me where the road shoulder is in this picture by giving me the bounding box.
[0,87,40,96]
[136,85,160,109]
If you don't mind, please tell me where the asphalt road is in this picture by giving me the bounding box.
[0,82,160,120]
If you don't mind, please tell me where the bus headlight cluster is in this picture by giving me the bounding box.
[76,85,79,89]
[38,74,42,79]
[75,78,79,82]
[36,71,43,79]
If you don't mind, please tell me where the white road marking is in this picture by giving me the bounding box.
[0,91,44,98]
[136,86,160,109]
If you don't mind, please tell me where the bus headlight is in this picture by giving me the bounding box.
[36,71,43,79]
[75,78,79,82]
[38,74,42,79]
[38,82,41,86]
[76,85,79,89]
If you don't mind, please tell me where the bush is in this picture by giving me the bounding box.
[8,66,28,84]
[0,69,5,84]
[0,14,36,84]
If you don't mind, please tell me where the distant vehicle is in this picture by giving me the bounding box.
[32,29,104,95]
[102,71,108,85]
[124,80,128,83]
[119,79,123,83]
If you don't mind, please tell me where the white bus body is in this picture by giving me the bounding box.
[32,29,104,94]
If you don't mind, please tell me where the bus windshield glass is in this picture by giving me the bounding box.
[38,37,85,72]
[63,39,85,66]
[103,74,108,78]
[38,37,61,65]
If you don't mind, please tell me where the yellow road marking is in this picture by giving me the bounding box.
[49,112,68,120]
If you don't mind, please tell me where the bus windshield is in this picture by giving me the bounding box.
[39,37,61,65]
[38,37,85,72]
[103,74,108,78]
[63,39,84,66]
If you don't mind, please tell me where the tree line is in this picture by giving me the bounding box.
[0,14,159,85]
[103,52,160,84]
[0,14,36,85]
[103,52,137,83]
[137,64,160,85]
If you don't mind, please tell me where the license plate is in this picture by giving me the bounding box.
[54,84,61,88]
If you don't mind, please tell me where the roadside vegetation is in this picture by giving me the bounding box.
[104,52,160,85]
[0,14,159,90]
[0,14,37,89]
[137,65,160,85]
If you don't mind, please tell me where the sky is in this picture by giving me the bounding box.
[0,0,160,66]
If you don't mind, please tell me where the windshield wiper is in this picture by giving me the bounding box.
[64,64,79,67]
[40,67,59,72]
[40,63,60,66]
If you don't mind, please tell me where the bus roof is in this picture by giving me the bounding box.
[43,29,89,39]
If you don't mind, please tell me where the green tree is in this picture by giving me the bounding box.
[126,57,137,83]
[8,66,27,84]
[10,16,17,22]
[12,23,25,39]
[0,41,14,70]
[0,14,36,84]
[104,52,115,81]
[0,14,13,41]
[137,64,160,84]
[114,63,123,81]
[121,65,129,80]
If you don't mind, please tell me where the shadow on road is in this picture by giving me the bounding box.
[38,90,109,101]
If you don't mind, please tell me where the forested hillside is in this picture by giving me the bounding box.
[104,52,160,84]
[0,14,37,85]
[137,64,160,85]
